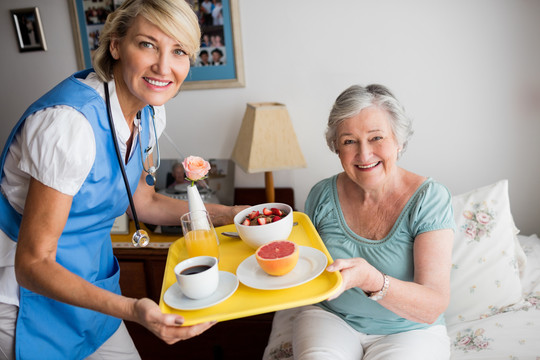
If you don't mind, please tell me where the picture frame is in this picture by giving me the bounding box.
[11,7,47,52]
[111,213,129,235]
[154,158,235,206]
[68,0,244,90]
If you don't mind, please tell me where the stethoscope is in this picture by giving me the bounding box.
[104,82,160,247]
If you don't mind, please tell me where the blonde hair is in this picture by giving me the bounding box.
[92,0,201,81]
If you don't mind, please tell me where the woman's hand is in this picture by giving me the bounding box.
[325,229,453,324]
[325,258,383,300]
[131,298,216,344]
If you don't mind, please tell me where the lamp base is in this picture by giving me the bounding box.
[264,171,275,203]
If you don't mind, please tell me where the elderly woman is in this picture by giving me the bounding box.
[289,84,455,359]
[0,0,246,358]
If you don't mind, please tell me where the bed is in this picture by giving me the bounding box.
[263,180,540,359]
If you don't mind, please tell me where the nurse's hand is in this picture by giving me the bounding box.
[207,204,250,227]
[132,298,216,344]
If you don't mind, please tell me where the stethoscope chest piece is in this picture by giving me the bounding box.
[145,173,156,186]
[145,165,157,186]
[132,229,150,247]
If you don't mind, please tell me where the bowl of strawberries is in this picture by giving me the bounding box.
[233,203,294,249]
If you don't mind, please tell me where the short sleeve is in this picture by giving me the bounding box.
[18,106,96,196]
[154,105,166,139]
[305,177,336,230]
[409,181,456,236]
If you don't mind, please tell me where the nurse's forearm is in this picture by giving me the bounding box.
[15,255,136,320]
[131,177,247,227]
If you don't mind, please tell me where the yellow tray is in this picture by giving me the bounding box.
[158,212,342,326]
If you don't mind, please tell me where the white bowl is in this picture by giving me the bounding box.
[233,203,294,249]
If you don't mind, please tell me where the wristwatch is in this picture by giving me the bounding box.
[366,273,390,301]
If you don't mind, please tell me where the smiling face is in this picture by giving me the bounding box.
[336,106,401,189]
[109,15,191,117]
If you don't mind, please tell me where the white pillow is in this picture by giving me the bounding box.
[446,180,524,325]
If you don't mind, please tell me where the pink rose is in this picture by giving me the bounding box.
[476,212,491,224]
[465,224,477,239]
[182,156,211,181]
[474,339,489,349]
[458,336,471,346]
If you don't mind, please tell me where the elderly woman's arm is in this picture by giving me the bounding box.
[327,228,453,324]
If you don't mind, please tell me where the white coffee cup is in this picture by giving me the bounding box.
[174,256,219,300]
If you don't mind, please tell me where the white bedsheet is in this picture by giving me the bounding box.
[449,234,540,359]
[263,234,540,360]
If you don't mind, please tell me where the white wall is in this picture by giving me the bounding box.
[1,0,539,235]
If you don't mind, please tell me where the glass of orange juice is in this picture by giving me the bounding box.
[180,210,220,260]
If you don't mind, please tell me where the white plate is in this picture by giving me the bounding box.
[164,271,239,310]
[236,246,328,290]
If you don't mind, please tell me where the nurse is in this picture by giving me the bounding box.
[0,0,245,358]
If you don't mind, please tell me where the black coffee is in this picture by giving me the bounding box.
[181,265,211,275]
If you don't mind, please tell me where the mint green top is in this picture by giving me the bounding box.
[305,175,455,335]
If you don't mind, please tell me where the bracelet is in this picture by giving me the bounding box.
[366,273,390,301]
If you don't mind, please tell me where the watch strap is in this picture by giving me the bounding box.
[367,273,390,301]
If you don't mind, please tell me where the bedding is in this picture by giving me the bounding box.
[263,180,540,360]
[449,233,540,359]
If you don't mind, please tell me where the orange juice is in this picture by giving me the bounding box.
[184,229,219,259]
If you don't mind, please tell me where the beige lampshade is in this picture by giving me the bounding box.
[231,102,307,173]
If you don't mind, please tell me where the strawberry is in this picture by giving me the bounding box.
[242,219,251,226]
[271,208,283,216]
[248,211,259,220]
[263,208,273,216]
[257,217,268,225]
[272,216,282,222]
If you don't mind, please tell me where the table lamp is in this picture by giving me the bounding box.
[231,102,307,203]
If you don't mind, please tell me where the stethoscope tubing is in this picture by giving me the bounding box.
[104,82,142,232]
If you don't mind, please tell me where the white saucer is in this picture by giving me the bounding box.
[236,246,328,290]
[164,271,239,310]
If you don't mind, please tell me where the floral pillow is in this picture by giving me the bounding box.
[445,180,525,325]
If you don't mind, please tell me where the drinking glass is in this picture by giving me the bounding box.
[180,210,220,260]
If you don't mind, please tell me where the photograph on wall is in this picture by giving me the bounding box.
[80,0,115,53]
[70,0,244,89]
[11,7,47,52]
[193,0,227,67]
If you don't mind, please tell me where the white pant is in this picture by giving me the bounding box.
[0,302,141,360]
[292,305,450,360]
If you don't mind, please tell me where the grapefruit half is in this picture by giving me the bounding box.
[255,240,299,276]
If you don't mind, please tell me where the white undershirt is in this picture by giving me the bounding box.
[0,71,166,306]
